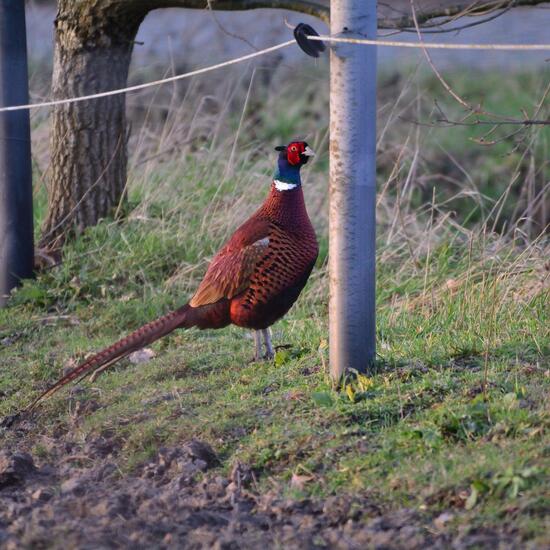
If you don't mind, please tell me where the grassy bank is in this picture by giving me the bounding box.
[1,66,549,545]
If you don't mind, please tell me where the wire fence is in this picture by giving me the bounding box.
[0,33,549,114]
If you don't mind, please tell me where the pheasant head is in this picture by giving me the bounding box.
[273,141,315,191]
[275,140,315,166]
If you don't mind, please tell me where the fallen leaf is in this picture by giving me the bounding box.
[129,348,156,364]
[290,472,314,490]
[284,390,305,401]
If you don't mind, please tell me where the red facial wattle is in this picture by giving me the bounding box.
[287,143,304,165]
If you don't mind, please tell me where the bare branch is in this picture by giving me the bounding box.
[400,116,550,127]
[132,0,330,23]
[206,0,260,51]
[390,1,514,34]
[408,0,550,133]
[103,0,550,29]
[378,0,550,29]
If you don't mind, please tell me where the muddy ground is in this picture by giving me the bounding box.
[0,426,537,550]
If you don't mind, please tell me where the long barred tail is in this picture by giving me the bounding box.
[26,304,192,411]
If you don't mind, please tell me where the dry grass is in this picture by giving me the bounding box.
[1,58,548,546]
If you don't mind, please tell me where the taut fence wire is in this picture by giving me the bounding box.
[0,34,549,114]
[308,35,550,51]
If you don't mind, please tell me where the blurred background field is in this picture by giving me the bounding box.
[25,0,550,241]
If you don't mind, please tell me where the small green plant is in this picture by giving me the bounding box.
[311,391,333,407]
[437,397,492,442]
[466,466,541,510]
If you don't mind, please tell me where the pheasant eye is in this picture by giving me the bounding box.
[290,145,297,151]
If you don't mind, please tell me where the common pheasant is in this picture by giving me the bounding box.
[27,141,319,410]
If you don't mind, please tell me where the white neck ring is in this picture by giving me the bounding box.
[274,179,298,191]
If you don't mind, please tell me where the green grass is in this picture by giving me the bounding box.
[1,67,549,544]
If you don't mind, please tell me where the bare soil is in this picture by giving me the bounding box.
[0,427,535,549]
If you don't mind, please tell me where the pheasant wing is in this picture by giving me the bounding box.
[190,218,271,307]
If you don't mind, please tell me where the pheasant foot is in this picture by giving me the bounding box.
[262,328,274,360]
[249,329,275,362]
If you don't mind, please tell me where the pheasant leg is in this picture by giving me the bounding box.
[262,328,274,359]
[253,330,263,362]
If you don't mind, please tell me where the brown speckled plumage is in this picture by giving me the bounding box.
[26,141,318,410]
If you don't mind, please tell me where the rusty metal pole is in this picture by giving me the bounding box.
[0,0,34,307]
[329,0,377,381]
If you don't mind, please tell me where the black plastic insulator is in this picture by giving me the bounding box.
[293,23,326,58]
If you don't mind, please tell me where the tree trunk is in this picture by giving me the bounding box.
[39,1,147,253]
[38,0,328,256]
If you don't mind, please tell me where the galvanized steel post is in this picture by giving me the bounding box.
[0,1,34,307]
[329,0,377,380]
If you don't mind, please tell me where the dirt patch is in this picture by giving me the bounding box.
[0,443,537,549]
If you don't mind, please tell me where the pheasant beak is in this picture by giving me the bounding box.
[303,146,315,157]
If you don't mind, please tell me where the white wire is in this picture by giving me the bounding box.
[0,39,296,113]
[1,34,549,114]
[309,35,550,51]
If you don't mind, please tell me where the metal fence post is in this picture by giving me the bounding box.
[329,0,377,381]
[0,0,34,307]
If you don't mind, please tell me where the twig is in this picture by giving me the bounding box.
[400,116,550,127]
[378,0,550,29]
[392,1,514,34]
[207,0,259,52]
